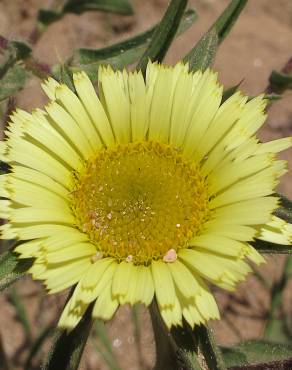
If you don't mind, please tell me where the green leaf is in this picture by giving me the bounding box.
[0,37,32,62]
[183,28,218,71]
[71,9,197,81]
[24,324,55,370]
[264,256,292,342]
[38,0,134,26]
[0,63,29,102]
[150,300,202,370]
[0,37,32,101]
[0,250,32,291]
[53,63,76,92]
[221,340,292,368]
[253,239,292,254]
[42,303,94,370]
[10,287,32,341]
[64,0,133,15]
[269,70,292,94]
[91,321,122,370]
[184,0,247,71]
[38,10,61,26]
[222,80,243,103]
[274,194,292,224]
[136,0,188,74]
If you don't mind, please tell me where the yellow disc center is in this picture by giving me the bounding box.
[71,142,209,265]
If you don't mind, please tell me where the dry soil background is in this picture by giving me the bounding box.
[0,1,292,369]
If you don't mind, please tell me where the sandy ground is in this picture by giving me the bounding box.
[0,0,292,369]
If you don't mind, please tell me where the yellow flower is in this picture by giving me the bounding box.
[1,62,292,330]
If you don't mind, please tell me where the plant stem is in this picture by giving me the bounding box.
[195,325,227,370]
[149,301,202,370]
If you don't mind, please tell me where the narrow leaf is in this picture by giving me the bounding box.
[269,70,292,94]
[150,300,202,370]
[136,0,188,74]
[184,0,247,71]
[0,37,32,101]
[221,340,292,368]
[10,287,32,341]
[38,0,134,26]
[91,321,122,370]
[63,0,133,15]
[183,28,218,71]
[24,324,55,370]
[213,0,247,43]
[0,63,29,102]
[0,37,32,62]
[42,303,94,370]
[0,250,32,291]
[264,256,292,342]
[253,239,292,254]
[222,80,243,103]
[53,63,76,92]
[76,9,196,64]
[71,9,197,81]
[274,194,292,224]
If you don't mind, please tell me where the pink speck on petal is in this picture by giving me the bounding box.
[163,248,177,263]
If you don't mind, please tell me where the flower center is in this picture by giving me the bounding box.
[71,142,209,265]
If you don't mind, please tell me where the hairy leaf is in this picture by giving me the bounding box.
[0,250,32,291]
[77,9,196,64]
[183,28,218,71]
[269,70,292,94]
[0,37,31,101]
[274,194,292,224]
[136,0,187,74]
[71,9,197,81]
[221,340,292,368]
[38,0,133,26]
[42,303,94,370]
[253,239,292,254]
[91,321,122,370]
[25,324,55,370]
[184,0,247,71]
[10,287,32,341]
[0,64,28,102]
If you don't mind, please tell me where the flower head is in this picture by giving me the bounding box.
[1,62,292,329]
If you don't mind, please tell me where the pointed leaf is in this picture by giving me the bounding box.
[42,303,94,370]
[184,0,247,71]
[91,321,122,370]
[70,9,197,81]
[274,194,292,224]
[10,287,32,341]
[269,70,292,94]
[76,9,196,64]
[63,0,133,15]
[253,239,292,254]
[0,64,29,102]
[0,37,31,101]
[222,80,243,103]
[0,250,33,291]
[25,324,55,370]
[136,0,188,74]
[53,63,76,92]
[264,256,292,342]
[183,28,218,72]
[38,0,134,26]
[221,340,292,368]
